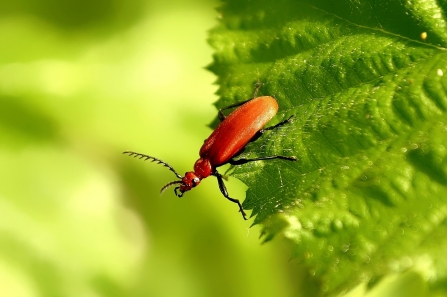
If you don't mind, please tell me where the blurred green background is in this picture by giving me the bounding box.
[0,0,313,296]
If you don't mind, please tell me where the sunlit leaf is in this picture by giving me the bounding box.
[209,0,447,294]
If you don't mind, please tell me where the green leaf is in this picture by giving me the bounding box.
[208,0,447,295]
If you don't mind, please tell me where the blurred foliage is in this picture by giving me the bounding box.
[0,0,315,297]
[0,0,145,31]
[209,0,447,296]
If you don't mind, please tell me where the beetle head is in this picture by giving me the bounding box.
[161,171,201,197]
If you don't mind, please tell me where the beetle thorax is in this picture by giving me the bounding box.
[193,158,213,178]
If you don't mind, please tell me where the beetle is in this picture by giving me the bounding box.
[124,95,296,220]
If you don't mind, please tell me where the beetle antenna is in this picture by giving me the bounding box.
[123,151,183,179]
[160,180,183,195]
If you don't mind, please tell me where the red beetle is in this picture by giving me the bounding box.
[124,95,296,220]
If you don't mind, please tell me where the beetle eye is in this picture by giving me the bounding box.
[192,177,200,187]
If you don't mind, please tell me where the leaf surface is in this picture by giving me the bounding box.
[209,0,447,294]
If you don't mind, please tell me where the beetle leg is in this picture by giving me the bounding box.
[228,115,296,164]
[252,81,262,98]
[214,171,247,220]
[259,115,294,134]
[229,155,297,165]
[246,115,294,143]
